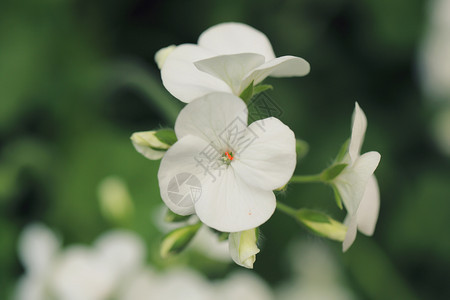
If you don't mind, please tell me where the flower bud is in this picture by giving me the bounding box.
[296,209,347,241]
[229,228,260,269]
[154,45,176,69]
[97,176,134,224]
[130,129,176,160]
[160,222,201,259]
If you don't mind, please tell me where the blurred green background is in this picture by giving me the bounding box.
[1,0,449,299]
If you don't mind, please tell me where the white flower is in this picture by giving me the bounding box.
[332,102,381,251]
[157,92,296,232]
[15,223,60,300]
[229,228,260,269]
[159,22,310,103]
[15,225,146,300]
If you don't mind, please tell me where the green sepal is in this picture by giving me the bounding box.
[335,138,350,163]
[160,222,201,258]
[332,184,344,210]
[253,84,273,95]
[239,80,254,103]
[154,128,177,146]
[210,228,229,242]
[296,209,347,241]
[320,163,348,181]
[164,209,191,223]
[296,139,309,160]
[218,232,230,242]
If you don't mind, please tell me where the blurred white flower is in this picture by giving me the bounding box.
[420,0,450,100]
[277,240,356,300]
[120,267,273,300]
[332,102,381,251]
[159,22,310,102]
[432,108,450,155]
[215,272,274,300]
[15,223,60,300]
[16,225,145,300]
[158,92,296,232]
[229,228,260,269]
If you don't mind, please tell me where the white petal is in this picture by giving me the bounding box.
[15,276,47,300]
[161,44,232,102]
[342,216,358,252]
[18,223,59,275]
[232,117,296,190]
[334,151,381,215]
[194,167,276,232]
[348,102,367,161]
[198,22,276,62]
[158,135,210,215]
[356,175,380,236]
[194,53,265,94]
[154,45,176,69]
[174,92,248,150]
[240,56,310,92]
[50,247,117,300]
[190,226,231,262]
[95,230,146,277]
[215,272,274,300]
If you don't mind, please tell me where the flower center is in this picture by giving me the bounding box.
[222,151,234,165]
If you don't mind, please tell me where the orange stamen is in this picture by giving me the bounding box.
[225,151,233,161]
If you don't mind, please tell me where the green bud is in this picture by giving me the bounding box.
[332,184,343,210]
[164,209,191,223]
[97,176,134,224]
[239,80,254,103]
[160,222,201,258]
[130,129,177,160]
[253,84,273,95]
[335,138,350,163]
[296,209,347,241]
[296,139,309,161]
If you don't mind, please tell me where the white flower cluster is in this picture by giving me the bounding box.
[15,224,273,300]
[132,22,381,268]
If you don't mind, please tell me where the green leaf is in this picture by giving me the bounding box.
[332,184,344,209]
[253,84,273,95]
[239,80,254,103]
[160,223,201,258]
[217,232,230,242]
[335,138,350,163]
[164,209,191,223]
[321,163,348,181]
[296,209,347,241]
[154,129,177,146]
[296,139,309,160]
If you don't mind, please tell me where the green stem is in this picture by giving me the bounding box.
[111,62,182,125]
[276,202,298,218]
[289,174,322,183]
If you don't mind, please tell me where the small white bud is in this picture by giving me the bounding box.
[229,228,260,269]
[154,45,176,69]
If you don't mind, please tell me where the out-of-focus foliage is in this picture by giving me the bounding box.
[1,0,449,299]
